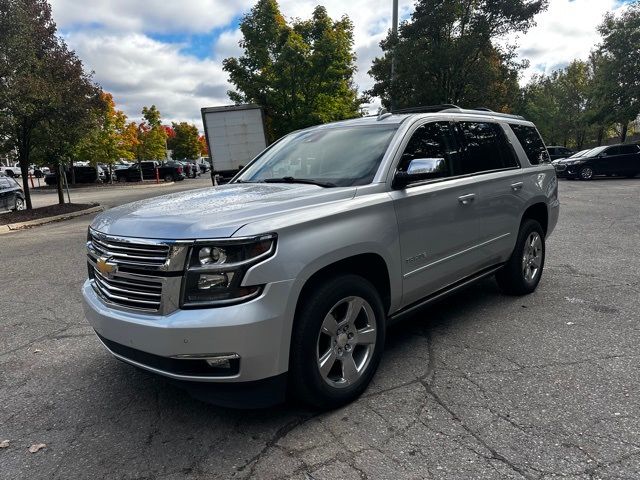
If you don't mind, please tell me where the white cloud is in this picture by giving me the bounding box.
[66,31,230,126]
[512,0,628,83]
[50,0,254,33]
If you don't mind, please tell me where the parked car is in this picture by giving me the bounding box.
[547,146,575,161]
[82,106,558,409]
[44,165,100,185]
[554,143,640,180]
[115,161,186,182]
[0,175,26,211]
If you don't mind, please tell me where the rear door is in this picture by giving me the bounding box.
[618,144,640,175]
[452,121,526,264]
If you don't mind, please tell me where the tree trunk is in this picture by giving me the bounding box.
[620,123,628,143]
[56,162,65,205]
[17,136,33,210]
[597,127,604,146]
[70,158,76,185]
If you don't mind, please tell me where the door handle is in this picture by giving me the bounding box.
[458,193,476,205]
[510,181,524,191]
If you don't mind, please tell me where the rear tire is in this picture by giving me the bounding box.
[496,219,545,296]
[164,174,174,182]
[289,274,385,409]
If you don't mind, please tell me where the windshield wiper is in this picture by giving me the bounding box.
[263,177,336,188]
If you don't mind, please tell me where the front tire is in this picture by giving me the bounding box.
[164,174,174,182]
[579,167,594,180]
[289,274,386,409]
[496,219,545,296]
[13,197,25,211]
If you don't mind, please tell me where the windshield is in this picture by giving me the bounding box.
[236,125,398,187]
[584,146,607,158]
[568,149,590,158]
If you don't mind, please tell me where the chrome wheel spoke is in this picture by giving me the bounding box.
[342,297,364,327]
[318,349,336,379]
[356,326,376,345]
[341,355,359,384]
[321,314,338,337]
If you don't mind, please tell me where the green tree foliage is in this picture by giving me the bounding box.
[138,105,167,161]
[0,0,101,208]
[592,1,640,142]
[520,60,594,148]
[168,122,201,160]
[223,0,363,140]
[368,0,547,111]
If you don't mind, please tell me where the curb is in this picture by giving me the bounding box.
[30,181,178,194]
[0,205,104,234]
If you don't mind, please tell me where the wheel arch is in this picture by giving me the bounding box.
[521,202,548,237]
[294,253,392,319]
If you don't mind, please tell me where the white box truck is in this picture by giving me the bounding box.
[200,104,269,181]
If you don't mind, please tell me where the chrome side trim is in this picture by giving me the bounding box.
[404,233,511,278]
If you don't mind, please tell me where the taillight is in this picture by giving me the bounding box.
[177,166,182,173]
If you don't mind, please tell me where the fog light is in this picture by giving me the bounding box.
[197,272,234,290]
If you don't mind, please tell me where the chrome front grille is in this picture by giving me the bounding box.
[91,267,163,311]
[89,231,170,269]
[86,229,191,314]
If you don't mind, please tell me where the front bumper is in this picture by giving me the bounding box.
[82,278,295,385]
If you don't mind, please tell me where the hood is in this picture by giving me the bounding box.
[90,182,356,239]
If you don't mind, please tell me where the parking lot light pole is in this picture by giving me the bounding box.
[390,0,398,112]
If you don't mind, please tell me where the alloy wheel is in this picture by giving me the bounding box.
[580,167,594,180]
[316,296,377,388]
[522,232,542,283]
[15,197,25,211]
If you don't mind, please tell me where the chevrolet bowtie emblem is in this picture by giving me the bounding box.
[96,256,117,277]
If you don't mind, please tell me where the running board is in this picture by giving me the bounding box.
[388,264,504,325]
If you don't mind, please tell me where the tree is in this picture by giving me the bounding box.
[593,1,640,142]
[223,0,363,140]
[0,0,101,209]
[168,122,201,160]
[198,135,209,157]
[137,105,167,161]
[368,0,547,111]
[73,92,134,185]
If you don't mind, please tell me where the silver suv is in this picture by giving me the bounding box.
[83,106,558,409]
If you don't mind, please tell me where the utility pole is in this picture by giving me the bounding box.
[390,0,399,112]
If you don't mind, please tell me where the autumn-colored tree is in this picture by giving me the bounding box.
[224,0,363,140]
[0,0,102,208]
[168,122,201,160]
[198,135,209,156]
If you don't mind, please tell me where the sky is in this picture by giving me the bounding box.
[49,0,630,128]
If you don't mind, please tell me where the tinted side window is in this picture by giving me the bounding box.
[509,124,550,165]
[457,122,518,174]
[619,145,639,154]
[602,147,621,156]
[399,122,458,179]
[0,178,9,190]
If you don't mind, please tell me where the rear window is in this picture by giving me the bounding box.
[620,144,639,154]
[509,124,550,165]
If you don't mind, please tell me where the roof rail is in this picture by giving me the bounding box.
[391,104,461,114]
[441,107,525,120]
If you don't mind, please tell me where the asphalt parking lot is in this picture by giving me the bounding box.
[1,177,639,480]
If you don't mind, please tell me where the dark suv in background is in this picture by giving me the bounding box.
[553,143,640,180]
[547,146,575,161]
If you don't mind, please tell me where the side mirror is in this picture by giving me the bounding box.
[394,158,447,188]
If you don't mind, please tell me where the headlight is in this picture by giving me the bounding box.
[181,233,276,308]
